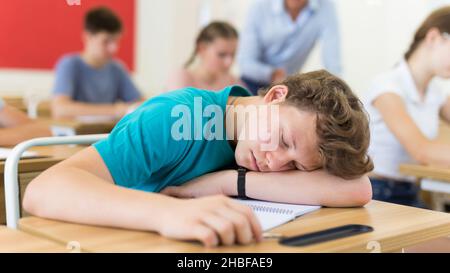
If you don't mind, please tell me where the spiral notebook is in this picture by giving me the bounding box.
[236,199,321,231]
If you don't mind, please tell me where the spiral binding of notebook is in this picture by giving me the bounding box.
[246,204,294,215]
[235,199,321,231]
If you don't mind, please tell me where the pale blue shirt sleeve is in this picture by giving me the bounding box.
[0,98,4,111]
[320,0,342,76]
[237,1,275,83]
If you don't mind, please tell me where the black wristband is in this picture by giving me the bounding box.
[237,167,247,199]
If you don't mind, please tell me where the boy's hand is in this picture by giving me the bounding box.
[161,170,237,198]
[157,195,262,247]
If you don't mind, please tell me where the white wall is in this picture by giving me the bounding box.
[0,0,448,98]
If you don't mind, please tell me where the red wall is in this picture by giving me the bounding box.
[0,0,135,71]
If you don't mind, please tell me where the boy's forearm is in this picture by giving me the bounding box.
[0,121,51,146]
[23,165,175,232]
[0,105,31,127]
[222,170,372,207]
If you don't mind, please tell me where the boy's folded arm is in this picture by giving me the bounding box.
[22,147,263,246]
[23,160,172,232]
[163,169,372,208]
[241,170,372,207]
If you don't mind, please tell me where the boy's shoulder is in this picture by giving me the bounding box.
[159,85,250,104]
[56,53,82,66]
[136,87,231,117]
[147,87,219,107]
[116,88,215,134]
[138,86,249,116]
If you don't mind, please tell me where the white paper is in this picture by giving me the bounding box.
[236,199,321,231]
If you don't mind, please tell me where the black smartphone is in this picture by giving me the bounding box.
[279,224,374,247]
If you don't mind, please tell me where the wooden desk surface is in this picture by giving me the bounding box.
[45,118,117,128]
[1,96,51,117]
[0,145,85,175]
[42,118,118,135]
[18,200,450,253]
[0,226,68,252]
[399,164,450,183]
[2,96,117,133]
[399,122,450,182]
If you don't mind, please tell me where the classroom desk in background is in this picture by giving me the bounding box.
[400,164,450,183]
[0,145,85,224]
[1,96,119,134]
[1,96,51,118]
[0,226,69,253]
[18,201,450,253]
[400,164,450,211]
[41,118,118,136]
[399,121,450,211]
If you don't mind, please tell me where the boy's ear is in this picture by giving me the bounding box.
[263,85,289,104]
[82,31,92,44]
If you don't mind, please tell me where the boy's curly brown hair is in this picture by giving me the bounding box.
[259,70,374,179]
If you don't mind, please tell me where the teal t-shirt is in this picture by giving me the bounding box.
[94,86,251,192]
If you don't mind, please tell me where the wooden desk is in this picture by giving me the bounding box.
[399,121,450,180]
[1,96,116,134]
[0,145,85,224]
[400,164,450,183]
[18,201,450,253]
[398,122,450,209]
[1,96,51,117]
[2,96,118,134]
[399,163,450,210]
[0,226,68,252]
[42,118,117,136]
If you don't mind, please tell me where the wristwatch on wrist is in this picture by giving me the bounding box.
[237,166,248,199]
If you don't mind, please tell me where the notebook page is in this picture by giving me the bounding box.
[236,199,321,231]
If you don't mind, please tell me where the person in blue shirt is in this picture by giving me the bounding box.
[52,7,143,119]
[238,0,342,94]
[0,98,51,146]
[24,70,373,247]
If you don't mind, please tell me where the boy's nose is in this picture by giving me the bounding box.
[266,150,291,170]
